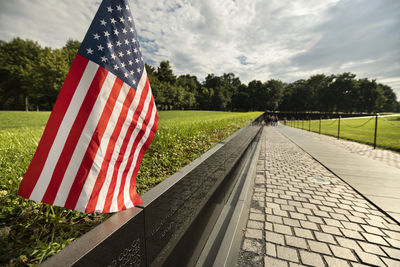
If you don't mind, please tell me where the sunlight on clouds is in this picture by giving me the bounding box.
[0,0,398,97]
[340,59,379,70]
[130,0,340,82]
[0,0,97,48]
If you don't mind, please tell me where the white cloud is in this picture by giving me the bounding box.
[0,0,98,48]
[0,0,399,99]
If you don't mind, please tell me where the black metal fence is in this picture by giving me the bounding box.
[284,113,399,150]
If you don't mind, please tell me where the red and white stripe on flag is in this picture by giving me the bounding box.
[18,55,158,213]
[18,0,159,213]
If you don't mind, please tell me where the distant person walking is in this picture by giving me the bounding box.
[265,115,271,126]
[265,115,280,126]
[272,115,279,126]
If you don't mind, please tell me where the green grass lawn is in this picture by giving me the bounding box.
[0,111,50,129]
[0,110,261,266]
[287,115,400,152]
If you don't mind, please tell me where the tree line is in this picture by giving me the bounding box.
[1,38,399,112]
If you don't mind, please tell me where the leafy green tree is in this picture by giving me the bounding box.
[0,38,42,110]
[278,83,293,112]
[32,48,70,110]
[177,74,200,109]
[62,39,81,67]
[197,87,214,110]
[203,74,234,110]
[264,79,284,111]
[2,37,399,113]
[284,79,310,111]
[329,73,357,112]
[177,74,200,94]
[358,78,385,113]
[245,80,264,110]
[232,84,251,111]
[222,73,241,110]
[156,61,176,85]
[145,63,163,108]
[380,83,398,112]
[182,89,196,109]
[305,74,331,111]
[147,63,197,110]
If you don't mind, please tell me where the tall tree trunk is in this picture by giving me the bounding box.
[25,96,29,111]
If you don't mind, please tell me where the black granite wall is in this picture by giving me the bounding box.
[42,114,264,267]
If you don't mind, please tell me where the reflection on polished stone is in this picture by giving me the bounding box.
[143,125,261,266]
[55,208,147,267]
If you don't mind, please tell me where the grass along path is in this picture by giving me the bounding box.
[287,115,400,152]
[0,111,50,129]
[0,110,261,266]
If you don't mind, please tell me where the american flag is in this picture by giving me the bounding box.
[18,0,158,213]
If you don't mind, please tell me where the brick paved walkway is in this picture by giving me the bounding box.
[237,127,400,267]
[294,128,400,170]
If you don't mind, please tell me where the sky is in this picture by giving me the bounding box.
[1,0,399,99]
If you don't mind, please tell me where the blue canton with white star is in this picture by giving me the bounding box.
[78,0,144,90]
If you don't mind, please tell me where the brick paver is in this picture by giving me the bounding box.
[237,127,400,267]
[294,125,400,169]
